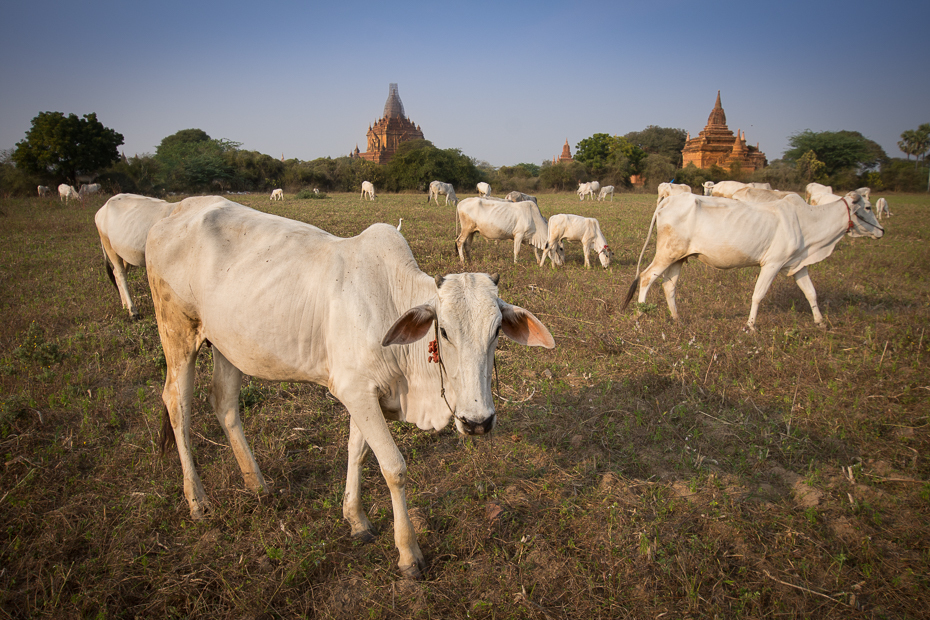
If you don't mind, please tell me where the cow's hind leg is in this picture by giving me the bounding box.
[99,236,138,319]
[792,266,824,326]
[209,348,267,494]
[660,260,685,319]
[343,418,377,542]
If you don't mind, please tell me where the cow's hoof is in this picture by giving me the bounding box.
[352,529,377,544]
[399,559,425,580]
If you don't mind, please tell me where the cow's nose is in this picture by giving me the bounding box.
[461,415,495,436]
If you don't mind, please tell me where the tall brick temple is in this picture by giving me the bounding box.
[353,84,424,164]
[681,91,766,173]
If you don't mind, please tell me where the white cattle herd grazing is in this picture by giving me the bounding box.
[65,172,889,579]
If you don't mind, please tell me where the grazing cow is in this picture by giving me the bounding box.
[428,181,458,206]
[504,191,538,205]
[80,183,101,197]
[622,191,883,330]
[95,193,179,319]
[541,214,612,269]
[58,184,79,202]
[657,182,692,204]
[598,185,615,201]
[703,180,751,199]
[876,197,891,220]
[455,197,562,265]
[37,185,50,197]
[313,188,320,195]
[145,196,555,579]
[577,181,600,201]
[729,187,800,203]
[270,189,284,201]
[361,181,376,201]
[477,182,491,197]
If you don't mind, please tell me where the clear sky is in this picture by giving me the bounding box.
[2,0,926,168]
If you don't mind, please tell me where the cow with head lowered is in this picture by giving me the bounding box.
[455,197,563,266]
[623,191,883,330]
[95,193,179,319]
[145,197,555,579]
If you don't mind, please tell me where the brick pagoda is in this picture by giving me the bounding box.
[355,84,424,164]
[681,91,766,172]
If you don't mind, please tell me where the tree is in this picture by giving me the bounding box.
[784,130,885,177]
[623,126,687,164]
[795,150,827,184]
[383,140,480,192]
[154,129,238,192]
[898,124,930,169]
[574,133,614,168]
[12,111,124,182]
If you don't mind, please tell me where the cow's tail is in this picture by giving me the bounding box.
[158,404,176,456]
[621,204,661,311]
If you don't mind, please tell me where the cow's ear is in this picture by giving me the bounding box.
[497,300,555,349]
[382,304,436,346]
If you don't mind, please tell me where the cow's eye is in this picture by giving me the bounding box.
[440,327,449,341]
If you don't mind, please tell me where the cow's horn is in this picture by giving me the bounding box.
[489,273,500,285]
[435,274,445,288]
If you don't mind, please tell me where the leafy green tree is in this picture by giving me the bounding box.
[623,126,687,164]
[898,124,930,169]
[574,133,614,168]
[154,129,238,192]
[12,111,124,183]
[784,130,885,177]
[538,160,587,191]
[795,150,827,184]
[383,140,480,192]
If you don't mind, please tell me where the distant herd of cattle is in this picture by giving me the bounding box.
[76,176,886,578]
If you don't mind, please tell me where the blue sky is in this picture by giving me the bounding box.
[2,1,926,167]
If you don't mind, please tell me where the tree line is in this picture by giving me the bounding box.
[2,111,928,197]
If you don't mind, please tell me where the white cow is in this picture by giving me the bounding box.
[79,183,101,197]
[428,181,458,206]
[477,182,491,197]
[455,197,562,265]
[875,197,891,220]
[145,196,555,579]
[542,214,612,269]
[748,183,772,190]
[729,187,800,203]
[95,193,179,319]
[598,185,615,201]
[657,182,692,204]
[313,188,320,195]
[37,185,50,197]
[361,181,376,201]
[623,191,883,330]
[576,182,596,201]
[270,188,284,201]
[504,191,538,205]
[58,184,79,202]
[703,180,751,199]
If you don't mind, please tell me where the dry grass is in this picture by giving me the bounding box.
[0,190,928,619]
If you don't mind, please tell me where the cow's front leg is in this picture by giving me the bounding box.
[343,397,425,579]
[747,264,781,331]
[343,418,376,542]
[792,267,824,326]
[512,233,525,263]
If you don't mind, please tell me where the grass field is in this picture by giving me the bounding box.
[0,189,928,619]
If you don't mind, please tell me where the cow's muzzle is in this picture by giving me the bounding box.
[458,414,495,436]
